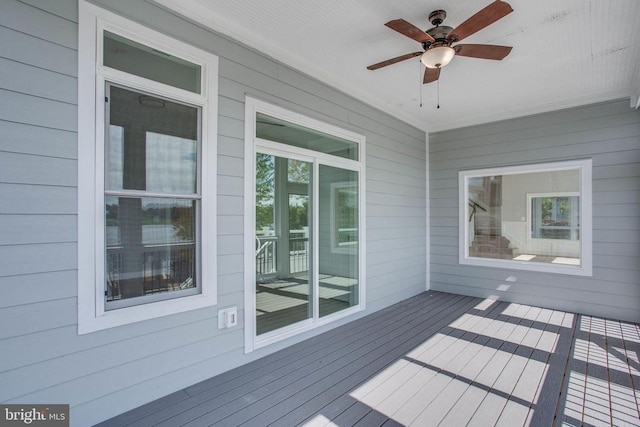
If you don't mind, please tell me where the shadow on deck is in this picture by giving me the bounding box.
[98,291,640,426]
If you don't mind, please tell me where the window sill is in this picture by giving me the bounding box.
[459,255,592,277]
[78,291,216,335]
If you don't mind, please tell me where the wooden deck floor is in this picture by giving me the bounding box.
[98,292,640,427]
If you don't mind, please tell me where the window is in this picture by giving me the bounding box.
[78,1,218,333]
[245,97,365,351]
[256,113,358,160]
[105,85,200,310]
[530,194,580,240]
[459,160,592,276]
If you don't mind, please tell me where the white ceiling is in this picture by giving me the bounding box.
[155,0,640,132]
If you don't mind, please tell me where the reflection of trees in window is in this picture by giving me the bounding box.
[532,195,579,240]
[288,159,310,183]
[172,205,195,241]
[288,160,310,231]
[256,154,275,231]
[256,156,311,232]
[541,197,569,225]
[289,196,308,231]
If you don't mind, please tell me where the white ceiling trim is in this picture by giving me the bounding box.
[430,89,634,133]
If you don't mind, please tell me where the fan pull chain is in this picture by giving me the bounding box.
[419,60,423,107]
[437,77,440,109]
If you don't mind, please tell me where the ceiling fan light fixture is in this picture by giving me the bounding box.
[421,46,455,69]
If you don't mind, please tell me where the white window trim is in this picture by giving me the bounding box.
[78,1,218,334]
[244,97,366,353]
[458,159,592,276]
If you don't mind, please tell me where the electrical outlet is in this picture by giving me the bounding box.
[227,307,237,327]
[218,306,238,329]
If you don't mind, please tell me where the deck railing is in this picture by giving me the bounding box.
[289,236,309,274]
[256,236,277,277]
[256,230,310,278]
[106,243,195,301]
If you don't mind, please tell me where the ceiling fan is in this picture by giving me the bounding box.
[367,0,514,84]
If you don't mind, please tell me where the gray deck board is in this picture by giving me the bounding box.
[605,319,640,426]
[293,299,503,426]
[124,294,447,427]
[157,294,467,426]
[527,311,575,426]
[217,295,477,426]
[330,402,373,426]
[98,291,640,427]
[352,407,388,427]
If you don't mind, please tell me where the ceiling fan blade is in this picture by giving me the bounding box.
[423,67,440,84]
[454,44,512,60]
[447,1,513,43]
[385,19,435,44]
[367,51,423,70]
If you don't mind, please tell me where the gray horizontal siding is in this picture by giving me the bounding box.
[0,26,77,76]
[0,298,77,340]
[429,98,640,323]
[0,183,76,214]
[0,57,77,104]
[0,0,77,49]
[0,121,77,159]
[0,215,76,245]
[0,242,77,278]
[0,152,77,186]
[0,89,77,131]
[17,0,78,22]
[0,270,77,309]
[0,0,426,426]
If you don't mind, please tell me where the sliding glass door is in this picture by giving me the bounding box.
[255,154,313,334]
[255,154,359,335]
[319,165,359,317]
[246,97,365,348]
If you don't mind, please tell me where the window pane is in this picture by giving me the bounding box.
[333,185,358,247]
[255,154,313,335]
[103,31,201,93]
[531,196,580,240]
[106,196,197,306]
[106,85,198,193]
[146,131,197,193]
[467,168,581,266]
[107,125,124,190]
[256,113,358,160]
[319,165,358,316]
[255,153,275,236]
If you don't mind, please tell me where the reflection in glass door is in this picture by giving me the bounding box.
[254,153,360,335]
[319,165,359,316]
[255,154,312,335]
[249,100,364,342]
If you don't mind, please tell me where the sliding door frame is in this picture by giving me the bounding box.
[244,97,366,353]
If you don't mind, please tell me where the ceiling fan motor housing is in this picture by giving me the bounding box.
[425,25,453,45]
[428,9,447,26]
[425,10,451,48]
